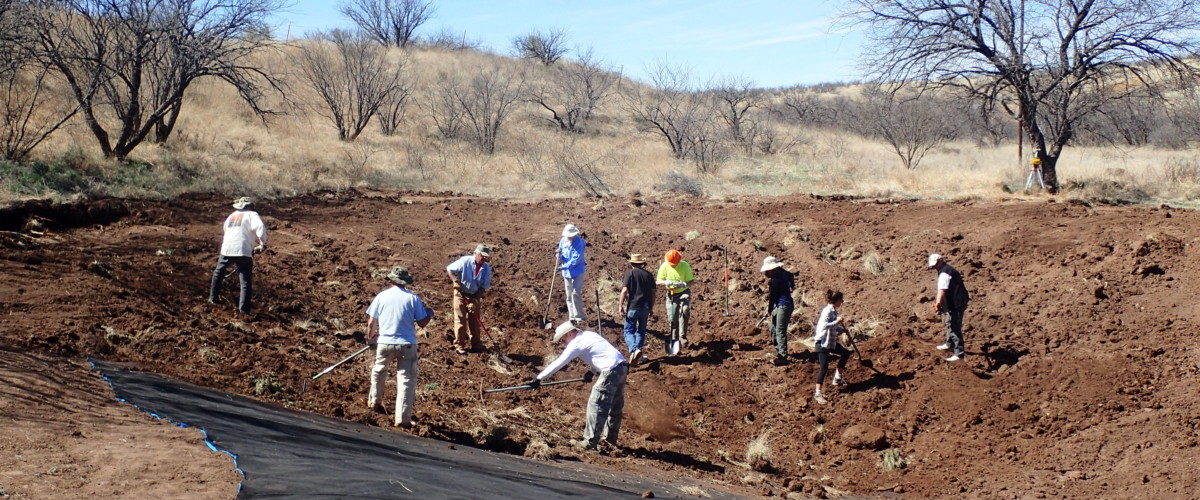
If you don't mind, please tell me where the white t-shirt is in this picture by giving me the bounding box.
[219,210,267,257]
[537,330,626,379]
[937,271,951,290]
[366,286,431,345]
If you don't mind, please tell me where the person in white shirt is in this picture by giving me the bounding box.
[928,253,970,361]
[209,197,267,313]
[525,321,628,450]
[811,290,850,405]
[366,266,432,428]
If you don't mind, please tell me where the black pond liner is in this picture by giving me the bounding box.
[89,359,741,499]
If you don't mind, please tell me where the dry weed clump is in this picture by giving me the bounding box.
[863,252,885,275]
[745,430,775,472]
[879,448,910,471]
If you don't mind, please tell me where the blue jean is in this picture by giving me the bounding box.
[623,305,649,352]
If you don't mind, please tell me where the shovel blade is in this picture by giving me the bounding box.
[666,339,681,355]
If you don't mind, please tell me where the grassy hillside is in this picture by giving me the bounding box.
[4,42,1200,206]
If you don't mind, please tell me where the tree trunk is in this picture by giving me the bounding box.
[1039,152,1059,194]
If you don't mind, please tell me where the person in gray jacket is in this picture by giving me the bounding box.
[811,290,850,405]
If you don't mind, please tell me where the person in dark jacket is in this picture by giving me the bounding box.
[619,253,655,365]
[761,256,795,366]
[928,253,970,361]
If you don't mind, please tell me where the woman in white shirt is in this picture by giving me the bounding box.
[811,290,850,405]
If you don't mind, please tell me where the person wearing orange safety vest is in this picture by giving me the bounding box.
[656,249,694,350]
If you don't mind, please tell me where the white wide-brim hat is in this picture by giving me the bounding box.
[553,320,577,342]
[760,255,784,272]
[562,224,581,237]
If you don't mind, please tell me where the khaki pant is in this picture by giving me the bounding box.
[452,289,484,350]
[584,363,628,446]
[368,343,418,426]
[563,276,586,322]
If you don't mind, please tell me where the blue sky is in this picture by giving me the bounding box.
[273,0,865,88]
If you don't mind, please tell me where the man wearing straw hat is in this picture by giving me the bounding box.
[619,253,655,365]
[445,244,493,354]
[525,320,628,450]
[208,196,267,314]
[366,266,432,428]
[761,256,795,366]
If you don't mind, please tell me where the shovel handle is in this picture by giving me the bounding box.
[483,377,587,394]
[311,345,372,380]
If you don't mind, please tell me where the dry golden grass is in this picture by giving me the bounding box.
[6,42,1200,206]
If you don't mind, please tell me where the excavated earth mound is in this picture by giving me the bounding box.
[2,190,1199,498]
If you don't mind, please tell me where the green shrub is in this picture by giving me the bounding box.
[0,160,90,195]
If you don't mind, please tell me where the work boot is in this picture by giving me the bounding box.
[370,403,386,414]
[935,343,950,350]
[772,356,789,366]
[813,393,828,405]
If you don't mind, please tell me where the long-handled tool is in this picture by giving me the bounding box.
[540,259,558,329]
[845,329,881,374]
[311,345,372,380]
[483,377,586,394]
[666,297,682,355]
[756,314,769,328]
[595,285,602,335]
[721,245,733,317]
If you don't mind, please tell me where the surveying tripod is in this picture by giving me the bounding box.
[1024,157,1047,191]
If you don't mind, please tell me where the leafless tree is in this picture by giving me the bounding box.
[624,63,726,172]
[424,75,466,139]
[512,29,568,66]
[296,30,408,141]
[451,65,525,154]
[340,0,434,48]
[851,88,956,169]
[853,0,1200,191]
[709,75,763,154]
[21,0,284,159]
[1,62,78,161]
[527,48,619,133]
[377,81,413,136]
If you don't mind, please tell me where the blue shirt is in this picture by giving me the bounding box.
[446,255,493,295]
[558,237,586,278]
[767,269,795,308]
[366,286,431,345]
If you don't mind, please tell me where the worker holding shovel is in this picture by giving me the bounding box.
[656,249,694,353]
[446,244,493,354]
[761,256,795,366]
[365,266,432,428]
[811,290,850,405]
[524,321,628,451]
[558,224,588,324]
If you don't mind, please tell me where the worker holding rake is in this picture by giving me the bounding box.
[525,321,628,451]
[208,196,267,314]
[446,244,493,354]
[365,266,432,428]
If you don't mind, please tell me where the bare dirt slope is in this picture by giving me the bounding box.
[0,349,240,499]
[2,191,1199,498]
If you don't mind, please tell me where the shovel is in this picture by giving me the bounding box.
[846,331,881,373]
[721,245,733,317]
[483,377,587,394]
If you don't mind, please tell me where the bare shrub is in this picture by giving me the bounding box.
[879,448,909,471]
[512,28,568,66]
[296,30,408,141]
[745,431,774,472]
[378,78,414,136]
[1,56,76,160]
[452,65,526,154]
[420,27,481,51]
[709,75,764,155]
[624,63,727,172]
[527,48,619,133]
[339,0,434,48]
[519,138,614,197]
[23,0,285,159]
[424,75,466,139]
[851,88,956,169]
[862,252,885,275]
[655,171,704,197]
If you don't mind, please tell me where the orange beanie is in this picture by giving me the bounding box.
[664,249,683,266]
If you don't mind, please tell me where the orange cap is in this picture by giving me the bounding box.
[664,249,683,266]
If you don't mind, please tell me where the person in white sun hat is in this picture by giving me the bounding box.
[208,196,267,314]
[761,255,795,366]
[927,253,970,361]
[524,320,628,450]
[557,224,588,323]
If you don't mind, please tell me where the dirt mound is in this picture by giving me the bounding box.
[2,191,1199,497]
[0,349,240,498]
